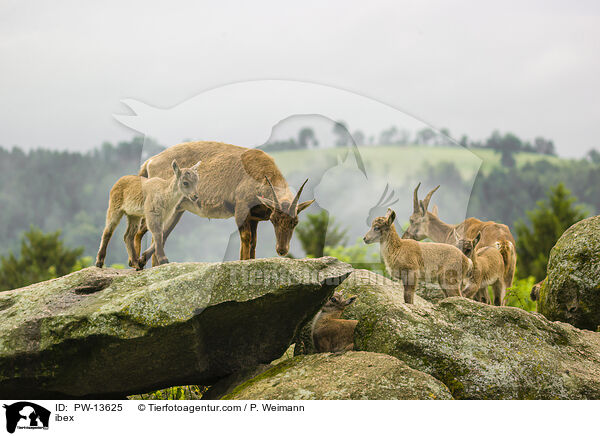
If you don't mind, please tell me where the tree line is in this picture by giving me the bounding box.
[261,122,565,166]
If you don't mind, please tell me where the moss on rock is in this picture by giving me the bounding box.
[329,270,600,400]
[0,257,353,399]
[223,351,453,400]
[538,216,600,331]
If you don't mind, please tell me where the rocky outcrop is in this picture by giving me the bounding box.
[537,216,600,331]
[296,269,600,400]
[221,351,453,400]
[0,257,352,399]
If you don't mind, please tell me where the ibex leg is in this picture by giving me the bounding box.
[146,214,168,265]
[249,219,258,259]
[139,209,184,268]
[492,281,505,306]
[95,209,123,268]
[124,216,142,269]
[401,270,418,304]
[235,206,252,260]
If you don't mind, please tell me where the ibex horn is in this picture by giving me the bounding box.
[291,178,309,213]
[413,182,422,213]
[264,176,281,209]
[421,185,440,213]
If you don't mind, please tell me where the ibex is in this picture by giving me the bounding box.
[95,160,200,269]
[312,292,358,353]
[456,232,509,306]
[364,208,472,304]
[134,141,314,266]
[403,183,517,297]
[530,277,546,302]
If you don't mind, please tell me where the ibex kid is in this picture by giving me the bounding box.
[95,160,201,270]
[456,232,509,306]
[312,292,358,353]
[363,208,472,304]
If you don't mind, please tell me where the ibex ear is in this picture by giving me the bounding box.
[172,160,182,178]
[473,232,482,247]
[431,205,439,217]
[257,196,278,210]
[190,160,201,171]
[296,199,315,214]
[385,208,396,225]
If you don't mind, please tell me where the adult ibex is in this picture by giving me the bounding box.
[134,141,314,265]
[402,183,517,298]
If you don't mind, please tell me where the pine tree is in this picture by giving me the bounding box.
[0,227,84,291]
[515,183,587,281]
[294,210,347,258]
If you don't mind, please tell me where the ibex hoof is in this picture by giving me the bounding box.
[137,257,147,269]
[95,261,104,268]
[157,257,169,265]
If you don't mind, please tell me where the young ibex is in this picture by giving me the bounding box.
[456,232,509,306]
[364,208,472,304]
[95,160,201,269]
[403,183,517,299]
[312,292,358,353]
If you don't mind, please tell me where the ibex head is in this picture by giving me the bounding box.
[402,182,440,240]
[257,177,315,256]
[322,292,357,315]
[172,160,201,203]
[455,232,481,259]
[363,208,396,244]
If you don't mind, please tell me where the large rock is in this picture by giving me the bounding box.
[329,270,600,399]
[221,351,453,400]
[0,257,352,399]
[538,216,600,331]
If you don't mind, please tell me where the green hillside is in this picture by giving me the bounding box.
[270,145,562,180]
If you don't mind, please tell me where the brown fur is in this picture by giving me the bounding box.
[95,160,200,269]
[312,292,358,353]
[135,141,314,264]
[456,233,507,306]
[402,183,517,292]
[364,209,472,304]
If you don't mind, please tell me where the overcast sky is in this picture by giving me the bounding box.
[1,0,599,157]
